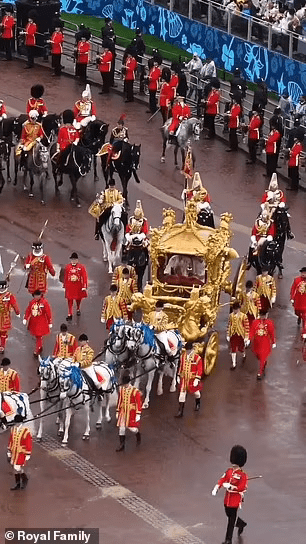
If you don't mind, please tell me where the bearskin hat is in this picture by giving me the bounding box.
[62,109,74,125]
[31,84,44,99]
[161,67,171,83]
[52,18,64,30]
[80,28,91,41]
[28,9,38,21]
[171,62,179,73]
[230,445,247,467]
[5,4,13,13]
[211,77,220,90]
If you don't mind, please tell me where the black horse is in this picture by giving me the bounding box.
[80,120,109,182]
[101,141,141,207]
[0,139,9,194]
[123,241,149,291]
[51,143,92,207]
[1,114,27,182]
[273,206,294,277]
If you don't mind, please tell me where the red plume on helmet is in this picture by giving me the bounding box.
[118,113,126,125]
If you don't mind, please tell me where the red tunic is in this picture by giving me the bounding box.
[73,100,97,123]
[250,318,275,363]
[2,15,14,39]
[124,57,137,81]
[116,385,143,428]
[25,22,37,46]
[229,103,241,129]
[26,98,48,117]
[218,467,248,508]
[261,190,285,204]
[251,220,276,242]
[159,82,172,108]
[50,30,63,55]
[98,50,113,72]
[148,66,161,91]
[8,426,32,466]
[0,103,7,117]
[290,276,306,316]
[169,74,179,101]
[266,129,281,154]
[248,114,262,140]
[178,350,203,394]
[77,41,90,64]
[24,296,52,337]
[25,253,55,294]
[126,218,149,235]
[64,263,88,300]
[288,141,303,167]
[0,292,19,331]
[169,103,191,132]
[57,125,80,151]
[206,90,220,115]
[53,333,77,358]
[0,368,21,393]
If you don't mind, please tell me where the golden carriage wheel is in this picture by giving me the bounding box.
[203,331,219,375]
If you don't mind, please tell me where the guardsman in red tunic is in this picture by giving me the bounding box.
[26,85,48,119]
[23,290,52,356]
[147,61,161,114]
[254,269,276,314]
[227,302,250,370]
[250,309,276,379]
[204,81,220,139]
[240,280,261,328]
[265,121,281,178]
[290,266,306,328]
[75,29,91,83]
[20,13,37,68]
[63,252,88,321]
[53,323,77,359]
[7,415,33,490]
[116,371,143,451]
[288,137,303,191]
[1,5,15,61]
[101,284,129,330]
[169,68,179,105]
[24,241,55,295]
[175,342,203,417]
[168,96,191,142]
[123,51,138,103]
[227,94,242,151]
[73,84,96,129]
[97,45,113,94]
[247,109,262,164]
[49,20,64,77]
[159,68,172,124]
[0,277,20,353]
[0,358,21,393]
[56,110,80,166]
[212,445,248,544]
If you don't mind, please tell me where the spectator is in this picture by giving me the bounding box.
[295,94,306,124]
[230,68,247,99]
[185,53,203,100]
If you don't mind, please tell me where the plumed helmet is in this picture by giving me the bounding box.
[230,445,247,467]
[268,172,278,191]
[31,84,44,99]
[29,110,39,120]
[192,172,203,190]
[82,84,91,100]
[134,200,144,219]
[161,67,171,83]
[118,113,126,126]
[62,109,74,125]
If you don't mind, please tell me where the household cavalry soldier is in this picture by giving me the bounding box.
[26,85,48,119]
[0,358,21,393]
[73,334,102,391]
[106,114,129,166]
[0,276,20,353]
[24,241,55,295]
[181,172,211,206]
[101,284,129,330]
[290,266,306,328]
[227,301,250,370]
[254,268,276,315]
[54,110,80,169]
[175,342,203,418]
[125,200,149,247]
[240,280,261,328]
[168,95,191,143]
[7,415,33,490]
[73,84,96,129]
[15,110,44,156]
[53,323,77,359]
[249,204,276,263]
[116,371,143,452]
[261,173,286,214]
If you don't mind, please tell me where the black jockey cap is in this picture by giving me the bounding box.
[108,179,115,187]
[60,323,68,332]
[155,300,164,309]
[230,445,247,467]
[185,342,193,350]
[33,290,42,296]
[32,241,43,249]
[31,84,44,99]
[110,284,117,292]
[161,67,171,83]
[78,333,88,341]
[0,278,8,290]
[121,371,130,384]
[1,357,11,367]
[70,252,78,259]
[246,280,253,288]
[299,267,306,272]
[62,109,74,125]
[232,301,241,310]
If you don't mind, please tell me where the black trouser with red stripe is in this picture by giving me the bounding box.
[229,128,238,150]
[224,506,246,542]
[3,38,12,60]
[52,54,61,75]
[266,153,277,177]
[248,138,258,163]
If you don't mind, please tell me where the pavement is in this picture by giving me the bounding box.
[0,58,306,544]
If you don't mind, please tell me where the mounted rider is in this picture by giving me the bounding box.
[26,85,48,121]
[125,200,149,248]
[181,172,211,207]
[0,358,21,393]
[89,179,125,240]
[148,300,176,360]
[261,173,286,215]
[168,95,191,144]
[107,113,129,165]
[15,110,44,157]
[250,203,276,256]
[53,109,80,168]
[73,333,102,391]
[73,84,97,130]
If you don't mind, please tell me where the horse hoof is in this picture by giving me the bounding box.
[61,442,67,447]
[94,177,99,183]
[7,177,11,183]
[160,157,165,163]
[82,434,90,440]
[95,422,102,429]
[36,436,42,442]
[70,197,75,201]
[157,390,163,396]
[41,200,45,206]
[103,257,108,262]
[142,402,149,409]
[170,386,176,393]
[57,430,64,437]
[105,416,111,423]
[76,203,81,208]
[278,273,283,279]
[29,193,34,198]
[175,164,180,170]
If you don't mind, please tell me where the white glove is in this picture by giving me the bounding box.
[135,414,141,422]
[16,314,21,319]
[25,455,30,461]
[23,319,27,326]
[101,318,105,323]
[251,235,256,243]
[36,137,41,143]
[272,343,276,348]
[177,376,180,384]
[226,336,230,342]
[267,235,273,242]
[25,263,30,269]
[49,324,53,329]
[81,287,87,291]
[223,482,233,490]
[7,450,11,458]
[90,115,96,122]
[279,202,285,208]
[73,140,78,146]
[271,297,276,304]
[193,378,200,387]
[303,334,306,339]
[244,339,250,347]
[291,299,294,304]
[116,412,118,419]
[211,485,219,496]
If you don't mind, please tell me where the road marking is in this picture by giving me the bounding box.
[38,434,206,544]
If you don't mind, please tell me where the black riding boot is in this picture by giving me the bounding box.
[21,473,29,489]
[194,398,201,411]
[11,474,21,490]
[175,402,185,418]
[116,435,125,452]
[136,431,141,445]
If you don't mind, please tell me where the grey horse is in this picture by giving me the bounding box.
[161,117,200,167]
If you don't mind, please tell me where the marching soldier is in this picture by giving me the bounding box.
[159,67,172,124]
[287,135,304,191]
[125,200,149,247]
[148,300,174,359]
[75,28,91,83]
[116,371,142,451]
[63,252,88,321]
[290,266,306,328]
[0,358,21,393]
[254,268,276,314]
[116,267,138,320]
[23,290,52,356]
[168,95,191,144]
[123,49,138,103]
[16,110,44,157]
[240,280,261,328]
[49,20,64,77]
[97,43,114,94]
[0,276,20,353]
[250,309,276,380]
[26,85,48,119]
[204,79,220,139]
[101,284,129,330]
[226,302,250,370]
[20,11,37,69]
[7,415,33,490]
[1,4,15,61]
[175,342,203,417]
[24,241,55,295]
[147,59,161,114]
[246,108,263,165]
[212,445,248,544]
[53,323,77,359]
[73,84,96,129]
[73,333,102,391]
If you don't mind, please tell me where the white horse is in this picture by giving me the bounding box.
[101,203,125,273]
[58,362,115,445]
[0,392,34,434]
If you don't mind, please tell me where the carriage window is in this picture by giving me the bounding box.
[159,254,207,286]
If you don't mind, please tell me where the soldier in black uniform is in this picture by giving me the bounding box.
[101,17,114,42]
[287,116,306,149]
[230,68,247,100]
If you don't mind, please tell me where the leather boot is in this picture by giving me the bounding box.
[136,431,141,446]
[236,517,247,535]
[194,398,201,411]
[174,402,185,418]
[11,474,21,490]
[21,473,29,489]
[116,435,125,452]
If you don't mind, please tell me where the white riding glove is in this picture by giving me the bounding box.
[23,319,27,326]
[193,378,200,387]
[177,376,180,384]
[272,343,276,348]
[226,336,230,342]
[211,485,219,496]
[244,339,250,347]
[135,414,141,422]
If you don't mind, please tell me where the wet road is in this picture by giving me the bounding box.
[0,60,306,544]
